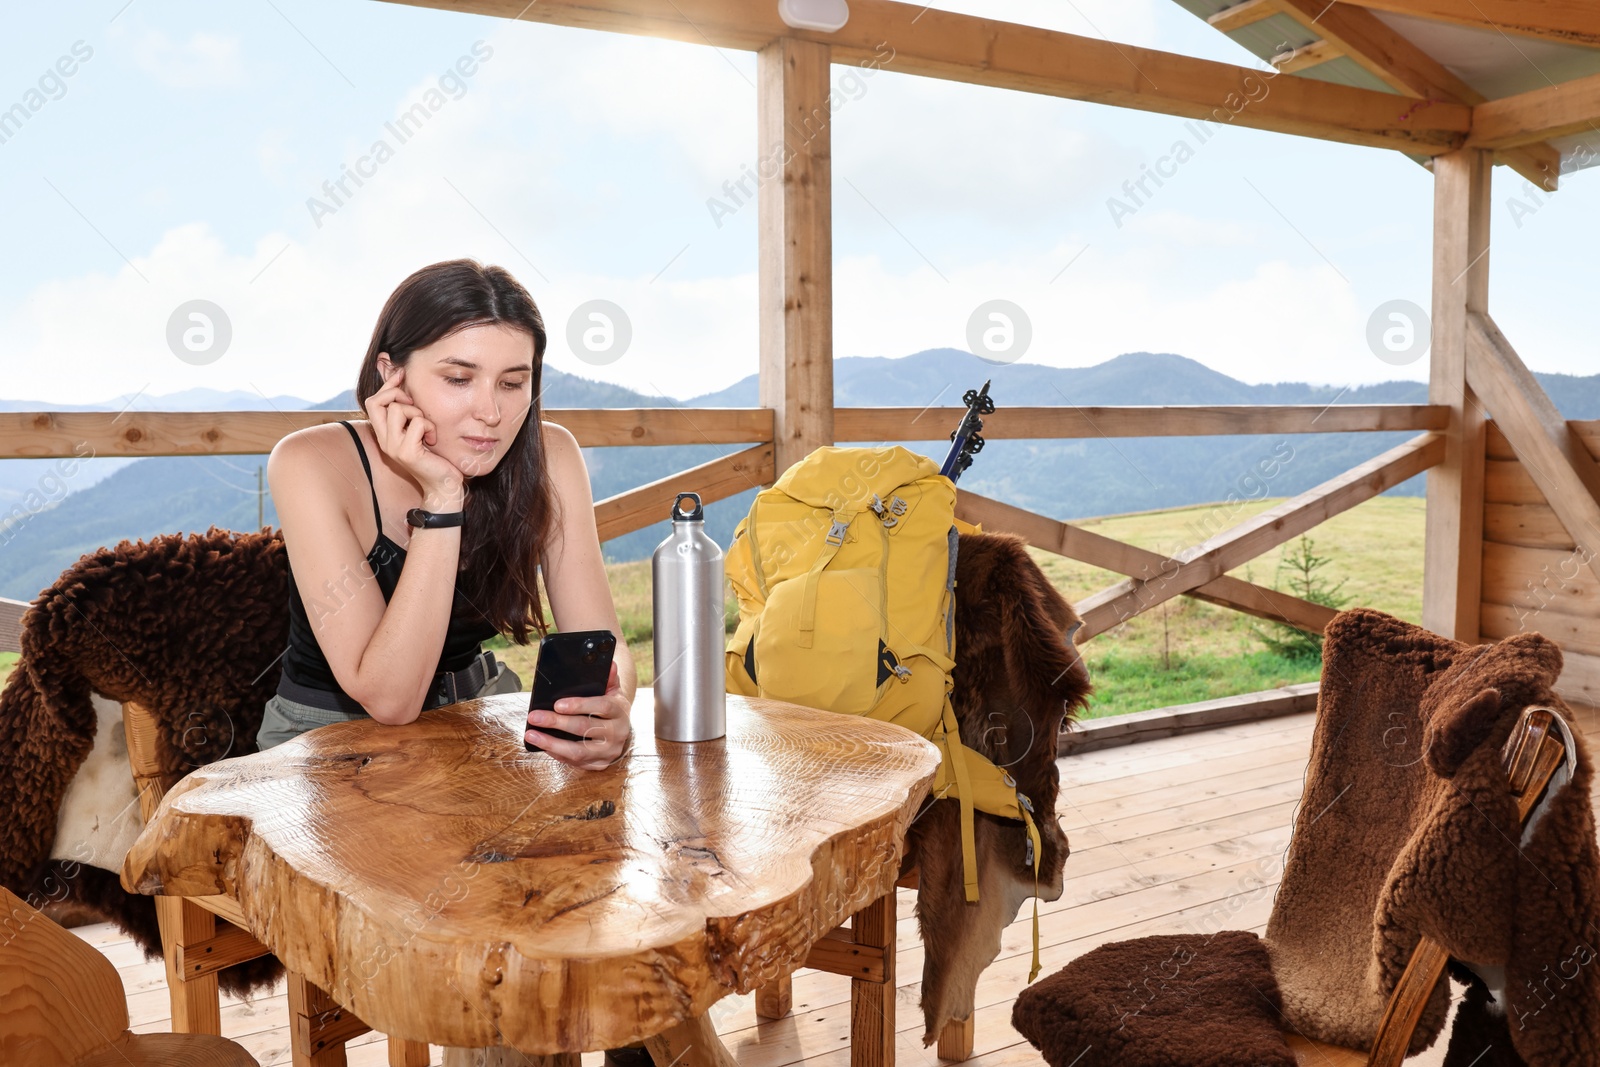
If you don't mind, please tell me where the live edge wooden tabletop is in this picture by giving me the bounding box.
[120,689,940,1055]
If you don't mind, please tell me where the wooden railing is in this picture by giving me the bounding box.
[5,398,1597,716]
[0,403,1447,655]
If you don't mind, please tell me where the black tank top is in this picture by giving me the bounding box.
[279,420,498,697]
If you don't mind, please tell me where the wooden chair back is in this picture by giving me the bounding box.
[0,883,129,1065]
[1293,705,1569,1067]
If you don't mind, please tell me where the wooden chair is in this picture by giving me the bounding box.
[0,882,256,1067]
[1280,704,1568,1066]
[124,700,431,1067]
[772,705,1570,1067]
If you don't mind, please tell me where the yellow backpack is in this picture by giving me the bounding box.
[724,444,1046,980]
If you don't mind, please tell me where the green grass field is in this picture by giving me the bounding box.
[0,495,1426,719]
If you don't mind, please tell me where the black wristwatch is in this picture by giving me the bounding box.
[406,507,465,529]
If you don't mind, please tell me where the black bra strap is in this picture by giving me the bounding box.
[338,420,384,539]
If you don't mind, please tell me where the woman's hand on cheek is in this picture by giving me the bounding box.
[524,660,632,771]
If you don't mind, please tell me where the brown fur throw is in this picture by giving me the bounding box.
[1009,608,1597,1067]
[0,526,289,996]
[906,531,1092,1045]
[1266,608,1599,1064]
[1011,930,1296,1067]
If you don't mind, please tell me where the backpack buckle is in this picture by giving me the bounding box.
[826,518,849,545]
[870,494,910,529]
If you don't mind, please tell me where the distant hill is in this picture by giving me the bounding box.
[0,351,1595,601]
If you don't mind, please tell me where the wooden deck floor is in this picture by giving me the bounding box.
[75,704,1600,1066]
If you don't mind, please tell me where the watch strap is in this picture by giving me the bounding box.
[407,507,465,529]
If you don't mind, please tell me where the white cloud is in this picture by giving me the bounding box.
[128,29,245,89]
[1118,210,1258,246]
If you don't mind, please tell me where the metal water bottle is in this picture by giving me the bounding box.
[652,492,727,741]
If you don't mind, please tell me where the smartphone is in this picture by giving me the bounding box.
[524,629,617,753]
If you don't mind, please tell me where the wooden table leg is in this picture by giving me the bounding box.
[643,1011,738,1067]
[289,973,366,1066]
[155,896,223,1035]
[389,1037,431,1066]
[755,971,793,1019]
[850,890,896,1067]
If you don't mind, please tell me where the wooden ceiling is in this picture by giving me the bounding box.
[378,0,1600,187]
[1179,0,1600,186]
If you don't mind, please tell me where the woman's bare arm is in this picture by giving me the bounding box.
[523,421,638,767]
[540,421,638,699]
[268,430,466,725]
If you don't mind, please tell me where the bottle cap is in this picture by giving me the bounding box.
[671,492,704,522]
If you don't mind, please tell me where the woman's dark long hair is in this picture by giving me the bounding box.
[354,259,556,645]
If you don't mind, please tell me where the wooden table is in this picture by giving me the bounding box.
[121,688,940,1061]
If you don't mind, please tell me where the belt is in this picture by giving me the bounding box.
[423,649,501,710]
[277,650,501,714]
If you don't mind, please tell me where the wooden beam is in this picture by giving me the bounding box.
[1422,148,1491,642]
[1322,0,1600,48]
[1469,68,1600,150]
[834,404,1448,442]
[175,923,272,981]
[1271,40,1343,75]
[379,0,1472,153]
[1059,682,1321,755]
[803,930,888,982]
[1209,0,1279,33]
[0,404,1450,461]
[1465,312,1600,587]
[0,408,774,459]
[759,36,834,476]
[1075,433,1446,638]
[955,490,1338,636]
[1270,0,1562,189]
[592,443,774,542]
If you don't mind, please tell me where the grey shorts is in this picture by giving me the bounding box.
[257,658,523,751]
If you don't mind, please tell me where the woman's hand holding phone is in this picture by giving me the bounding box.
[364,366,464,504]
[526,660,632,771]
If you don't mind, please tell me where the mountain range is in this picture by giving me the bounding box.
[0,350,1595,603]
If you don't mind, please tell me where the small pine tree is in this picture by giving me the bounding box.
[1253,536,1350,661]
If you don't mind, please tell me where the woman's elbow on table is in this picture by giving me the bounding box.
[345,681,422,727]
[363,702,420,727]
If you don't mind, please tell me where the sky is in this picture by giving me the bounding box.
[1,0,1596,409]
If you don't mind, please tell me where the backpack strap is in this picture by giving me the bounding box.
[929,694,1047,984]
[797,508,856,649]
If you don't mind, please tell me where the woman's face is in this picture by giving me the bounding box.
[376,322,537,480]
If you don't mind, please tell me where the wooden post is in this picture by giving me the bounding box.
[1422,148,1492,641]
[758,36,835,477]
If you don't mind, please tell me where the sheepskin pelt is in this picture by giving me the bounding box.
[0,526,289,996]
[1264,608,1599,1064]
[1010,930,1296,1067]
[1005,608,1596,1067]
[905,531,1092,1045]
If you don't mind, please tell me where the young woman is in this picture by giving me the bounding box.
[257,258,635,770]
